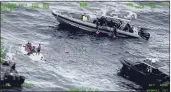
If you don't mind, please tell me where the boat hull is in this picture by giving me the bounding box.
[52,10,142,38]
[119,58,170,89]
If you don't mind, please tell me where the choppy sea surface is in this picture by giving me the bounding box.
[1,2,169,91]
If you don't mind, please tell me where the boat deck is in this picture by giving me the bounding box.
[60,12,97,23]
[54,11,142,38]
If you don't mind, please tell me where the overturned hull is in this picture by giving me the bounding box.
[20,45,45,62]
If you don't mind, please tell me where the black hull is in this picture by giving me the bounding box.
[119,64,170,90]
[0,61,25,88]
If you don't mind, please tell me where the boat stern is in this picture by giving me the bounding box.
[139,28,150,40]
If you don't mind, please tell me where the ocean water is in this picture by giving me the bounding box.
[1,2,169,91]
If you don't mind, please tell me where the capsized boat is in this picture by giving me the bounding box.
[20,44,45,62]
[52,10,150,40]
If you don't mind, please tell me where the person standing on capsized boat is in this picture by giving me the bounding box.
[36,44,41,55]
[25,42,30,52]
[31,46,36,53]
[27,46,36,55]
[25,42,32,55]
[26,42,32,53]
[29,43,32,51]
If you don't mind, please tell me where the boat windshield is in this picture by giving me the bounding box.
[135,63,148,72]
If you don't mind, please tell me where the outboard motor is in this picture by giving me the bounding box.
[139,29,150,40]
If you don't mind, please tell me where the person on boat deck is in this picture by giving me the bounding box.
[82,14,87,21]
[113,27,117,38]
[146,66,152,73]
[36,44,41,55]
[99,16,107,26]
[124,23,133,33]
[108,20,114,27]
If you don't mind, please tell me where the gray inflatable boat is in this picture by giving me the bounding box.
[52,10,150,40]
